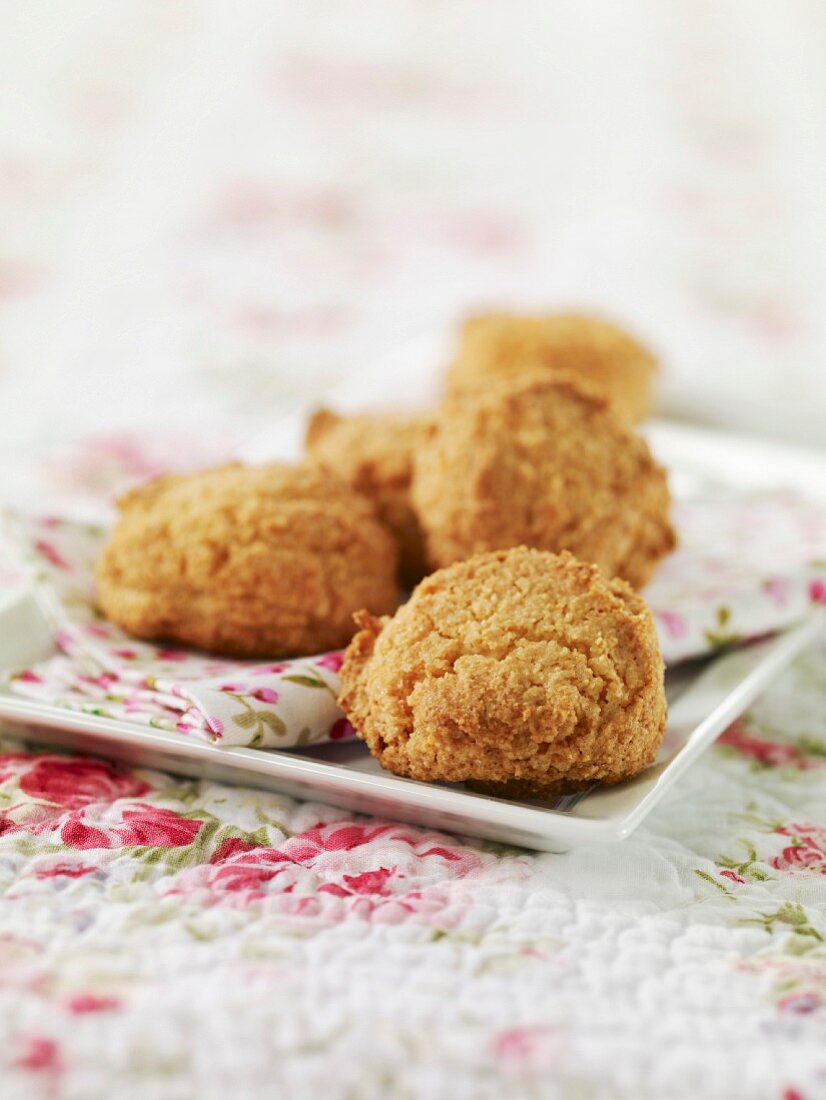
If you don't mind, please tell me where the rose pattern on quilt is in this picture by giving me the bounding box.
[160,820,490,925]
[0,640,825,1099]
[1,6,825,1095]
[717,718,826,771]
[771,824,826,876]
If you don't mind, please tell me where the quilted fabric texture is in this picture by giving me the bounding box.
[0,646,826,1099]
[2,4,826,1098]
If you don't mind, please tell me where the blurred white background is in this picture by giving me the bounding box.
[0,1,824,509]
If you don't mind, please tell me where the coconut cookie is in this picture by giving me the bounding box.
[305,408,429,587]
[446,311,658,422]
[97,463,399,658]
[339,547,667,796]
[412,375,675,589]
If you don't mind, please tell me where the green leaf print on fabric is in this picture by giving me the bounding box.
[281,673,335,696]
[693,869,738,899]
[704,605,742,651]
[741,902,824,942]
[716,839,773,883]
[282,674,325,689]
[227,694,287,747]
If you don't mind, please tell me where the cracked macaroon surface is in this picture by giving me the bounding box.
[412,375,675,589]
[338,547,667,796]
[305,408,429,587]
[446,311,658,422]
[96,463,399,658]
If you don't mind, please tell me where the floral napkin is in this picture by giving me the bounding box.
[2,490,825,750]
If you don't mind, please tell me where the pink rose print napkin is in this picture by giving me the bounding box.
[644,489,826,661]
[1,489,825,750]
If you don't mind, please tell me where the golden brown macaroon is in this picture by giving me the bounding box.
[446,311,658,422]
[96,463,399,659]
[305,408,429,587]
[339,547,667,796]
[412,375,675,589]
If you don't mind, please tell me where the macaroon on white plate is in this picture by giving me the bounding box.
[0,602,819,852]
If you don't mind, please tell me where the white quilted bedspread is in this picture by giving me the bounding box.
[1,5,826,1098]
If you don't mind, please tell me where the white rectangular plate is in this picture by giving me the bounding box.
[3,409,826,852]
[0,609,821,852]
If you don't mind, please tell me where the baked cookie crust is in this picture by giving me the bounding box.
[412,375,675,589]
[339,547,667,795]
[306,408,429,587]
[447,311,658,422]
[97,463,399,658]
